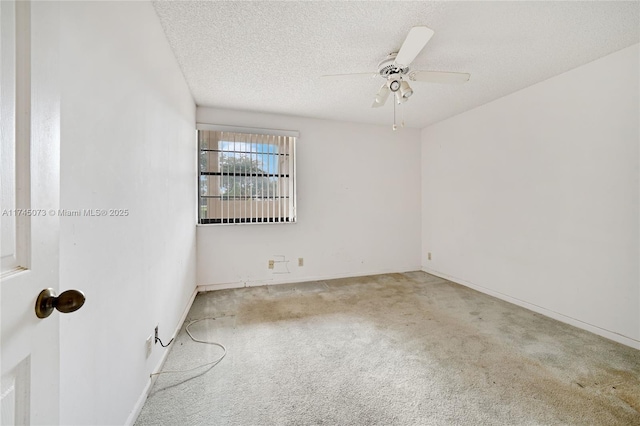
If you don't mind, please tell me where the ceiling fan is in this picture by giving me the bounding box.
[324,26,470,110]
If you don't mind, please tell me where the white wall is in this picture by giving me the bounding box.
[59,2,196,425]
[197,108,421,289]
[421,44,639,348]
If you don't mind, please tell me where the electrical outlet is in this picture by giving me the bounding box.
[428,252,432,260]
[154,325,159,344]
[268,260,274,269]
[298,257,304,267]
[146,334,153,358]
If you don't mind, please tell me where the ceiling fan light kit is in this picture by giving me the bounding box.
[399,81,413,99]
[324,25,471,129]
[388,78,401,92]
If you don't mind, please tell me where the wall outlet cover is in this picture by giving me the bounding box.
[146,335,153,358]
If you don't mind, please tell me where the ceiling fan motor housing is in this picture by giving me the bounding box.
[377,54,409,78]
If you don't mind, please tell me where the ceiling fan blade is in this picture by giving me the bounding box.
[408,70,471,84]
[394,26,435,68]
[321,72,378,79]
[372,84,390,108]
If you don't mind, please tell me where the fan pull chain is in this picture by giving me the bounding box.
[393,97,397,131]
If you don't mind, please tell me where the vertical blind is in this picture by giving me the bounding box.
[198,126,297,224]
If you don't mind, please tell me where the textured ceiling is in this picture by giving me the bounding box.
[152,1,639,129]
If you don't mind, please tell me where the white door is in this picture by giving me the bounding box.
[1,1,67,424]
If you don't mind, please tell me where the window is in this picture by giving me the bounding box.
[198,124,297,224]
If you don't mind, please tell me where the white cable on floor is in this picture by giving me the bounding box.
[151,318,227,377]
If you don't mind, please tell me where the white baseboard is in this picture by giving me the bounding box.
[422,267,640,350]
[125,375,152,426]
[125,286,199,426]
[196,267,421,293]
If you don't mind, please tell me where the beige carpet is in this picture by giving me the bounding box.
[135,272,640,425]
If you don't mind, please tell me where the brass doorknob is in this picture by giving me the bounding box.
[35,288,85,319]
